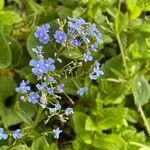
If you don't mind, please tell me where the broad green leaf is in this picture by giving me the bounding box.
[132,75,150,106]
[31,136,52,150]
[15,102,34,125]
[0,32,11,68]
[97,107,128,130]
[2,109,22,128]
[73,111,92,144]
[0,76,16,101]
[6,36,23,67]
[72,7,86,17]
[93,134,127,150]
[0,11,22,25]
[0,0,4,10]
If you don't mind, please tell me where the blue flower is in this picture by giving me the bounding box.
[91,42,98,52]
[45,58,55,71]
[49,103,61,113]
[57,84,64,93]
[48,87,55,95]
[34,24,50,44]
[32,46,44,58]
[36,82,46,91]
[0,128,8,140]
[16,80,30,93]
[54,30,67,44]
[70,39,81,47]
[53,127,62,139]
[67,17,86,34]
[77,87,88,96]
[65,108,73,116]
[81,34,90,44]
[28,92,39,104]
[12,129,22,139]
[84,51,93,62]
[90,60,104,80]
[29,58,47,77]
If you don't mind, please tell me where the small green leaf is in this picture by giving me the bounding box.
[15,102,34,125]
[85,117,96,131]
[0,11,22,25]
[0,32,11,68]
[132,75,150,106]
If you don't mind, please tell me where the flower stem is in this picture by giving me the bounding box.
[138,106,150,136]
[115,0,129,77]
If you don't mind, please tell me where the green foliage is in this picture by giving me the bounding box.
[0,32,11,68]
[0,0,150,149]
[132,75,150,106]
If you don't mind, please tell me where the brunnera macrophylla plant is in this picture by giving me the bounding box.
[0,18,104,141]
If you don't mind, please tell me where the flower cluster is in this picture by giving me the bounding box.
[0,128,22,140]
[16,17,104,140]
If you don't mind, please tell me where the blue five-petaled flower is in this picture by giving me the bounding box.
[90,60,104,80]
[84,51,93,62]
[34,24,50,44]
[54,30,67,45]
[77,87,88,96]
[53,127,62,139]
[16,80,30,94]
[65,108,74,116]
[0,128,8,140]
[28,92,39,104]
[13,129,22,139]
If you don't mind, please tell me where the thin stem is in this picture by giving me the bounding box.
[115,0,129,77]
[138,106,150,136]
[116,34,129,77]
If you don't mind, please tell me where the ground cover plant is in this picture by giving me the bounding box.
[0,0,150,149]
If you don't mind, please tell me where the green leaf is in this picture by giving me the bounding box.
[57,7,72,18]
[31,136,52,150]
[132,75,150,106]
[0,32,11,68]
[126,0,142,20]
[0,76,16,101]
[85,117,96,131]
[127,109,139,123]
[97,107,128,130]
[0,11,22,25]
[93,134,127,150]
[6,36,23,67]
[2,109,22,128]
[15,102,34,125]
[72,7,86,17]
[62,48,83,59]
[0,0,4,10]
[73,111,92,144]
